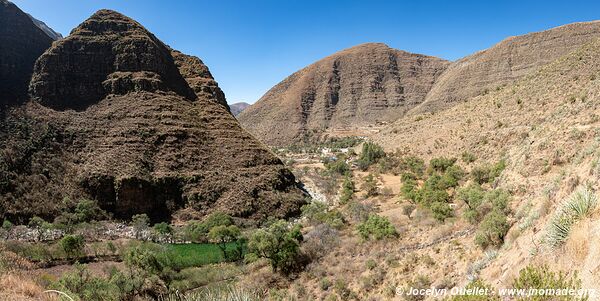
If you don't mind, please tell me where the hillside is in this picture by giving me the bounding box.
[238,43,450,146]
[230,102,250,116]
[0,0,54,108]
[413,21,600,114]
[374,37,600,289]
[0,9,305,223]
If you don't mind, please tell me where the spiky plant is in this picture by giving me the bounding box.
[546,187,597,248]
[159,286,262,301]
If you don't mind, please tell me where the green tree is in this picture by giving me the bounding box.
[60,235,85,259]
[152,222,173,243]
[358,142,386,170]
[74,199,109,223]
[248,220,304,274]
[208,225,242,260]
[362,174,379,197]
[357,214,397,240]
[131,214,150,240]
[28,216,47,241]
[474,210,509,249]
[339,175,355,204]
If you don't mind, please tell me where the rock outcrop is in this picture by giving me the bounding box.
[413,21,600,114]
[0,0,54,108]
[237,43,450,146]
[29,9,196,111]
[171,50,229,110]
[0,9,305,222]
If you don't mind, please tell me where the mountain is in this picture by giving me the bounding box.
[374,36,600,289]
[0,9,305,222]
[237,43,450,146]
[27,13,63,40]
[171,50,229,110]
[412,21,600,114]
[230,102,250,116]
[0,0,54,108]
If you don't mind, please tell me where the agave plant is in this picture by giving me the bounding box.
[545,186,597,248]
[159,286,262,301]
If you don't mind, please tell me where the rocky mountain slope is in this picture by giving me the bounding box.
[412,20,600,114]
[0,9,305,223]
[27,13,63,40]
[374,37,600,290]
[238,43,450,146]
[230,102,250,116]
[0,0,54,108]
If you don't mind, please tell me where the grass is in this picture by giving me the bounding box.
[165,242,246,269]
[546,187,597,248]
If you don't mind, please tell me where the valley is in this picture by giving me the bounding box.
[1,0,599,300]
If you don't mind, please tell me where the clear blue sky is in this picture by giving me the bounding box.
[12,0,600,104]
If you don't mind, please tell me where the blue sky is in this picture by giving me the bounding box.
[12,0,600,104]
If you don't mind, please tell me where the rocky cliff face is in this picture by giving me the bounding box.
[238,43,449,146]
[171,50,229,110]
[413,21,600,114]
[0,9,305,222]
[0,0,53,108]
[29,10,196,111]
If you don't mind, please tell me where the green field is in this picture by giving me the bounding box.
[164,242,246,269]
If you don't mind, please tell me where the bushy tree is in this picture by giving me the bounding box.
[184,212,233,242]
[339,175,355,204]
[357,214,397,240]
[208,225,242,260]
[512,265,585,301]
[131,214,150,239]
[362,174,379,197]
[301,202,345,229]
[431,202,453,221]
[357,142,386,170]
[429,157,457,173]
[248,220,305,274]
[474,210,509,249]
[60,235,85,259]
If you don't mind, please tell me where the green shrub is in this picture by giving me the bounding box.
[431,202,453,221]
[301,202,345,229]
[400,177,419,203]
[512,264,586,301]
[248,220,305,274]
[429,157,457,173]
[325,158,350,175]
[357,214,397,240]
[401,156,426,179]
[461,152,477,164]
[184,212,233,242]
[472,160,506,184]
[339,175,355,204]
[440,165,465,188]
[357,142,386,170]
[362,174,379,197]
[60,235,85,259]
[51,263,121,301]
[546,187,597,248]
[131,214,150,239]
[474,210,509,249]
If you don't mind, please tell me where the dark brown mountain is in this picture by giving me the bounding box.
[412,21,600,114]
[0,9,305,223]
[0,0,54,108]
[171,50,229,110]
[230,102,250,116]
[237,43,450,146]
